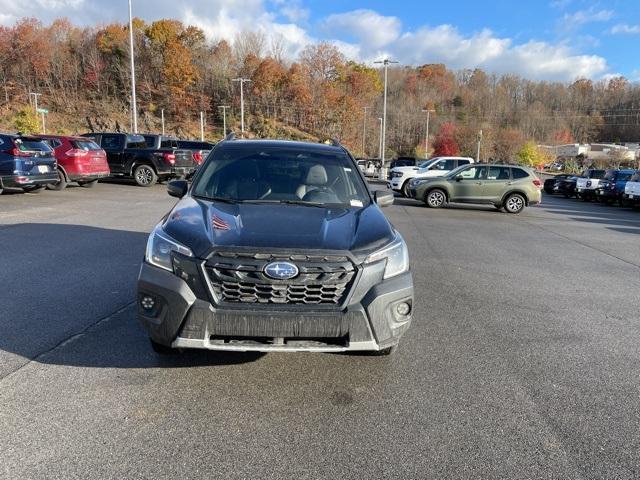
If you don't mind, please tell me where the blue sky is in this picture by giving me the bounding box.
[1,0,638,81]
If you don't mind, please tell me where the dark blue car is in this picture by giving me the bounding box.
[0,134,58,194]
[595,169,636,206]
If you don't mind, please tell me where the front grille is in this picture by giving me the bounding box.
[205,252,356,306]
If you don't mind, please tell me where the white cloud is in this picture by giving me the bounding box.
[321,9,401,49]
[610,23,640,35]
[0,1,613,81]
[387,25,607,81]
[561,7,614,28]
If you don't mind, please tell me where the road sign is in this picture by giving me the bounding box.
[36,108,48,114]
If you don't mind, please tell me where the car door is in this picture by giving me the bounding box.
[450,165,487,202]
[482,166,511,203]
[100,134,125,173]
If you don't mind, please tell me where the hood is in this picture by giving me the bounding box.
[162,197,396,259]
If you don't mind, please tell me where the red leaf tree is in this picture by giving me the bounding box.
[432,122,460,157]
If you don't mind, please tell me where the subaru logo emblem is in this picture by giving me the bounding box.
[264,262,299,280]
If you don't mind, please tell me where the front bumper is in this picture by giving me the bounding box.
[1,172,59,188]
[137,261,414,353]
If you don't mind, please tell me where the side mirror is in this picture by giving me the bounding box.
[455,175,463,182]
[374,190,394,208]
[167,179,188,198]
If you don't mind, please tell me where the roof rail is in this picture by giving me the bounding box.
[225,132,236,141]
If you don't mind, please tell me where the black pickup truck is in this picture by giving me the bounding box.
[81,132,194,187]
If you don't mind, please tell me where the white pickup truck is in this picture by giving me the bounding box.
[575,169,606,201]
[388,156,474,197]
[623,171,640,205]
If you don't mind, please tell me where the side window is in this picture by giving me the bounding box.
[460,166,487,179]
[457,159,471,167]
[102,135,122,150]
[512,168,529,179]
[487,166,510,180]
[433,160,455,170]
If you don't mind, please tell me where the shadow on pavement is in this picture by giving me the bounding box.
[0,223,262,371]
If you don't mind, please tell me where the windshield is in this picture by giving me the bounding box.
[192,144,371,207]
[16,138,53,152]
[418,159,437,169]
[445,164,470,178]
[630,173,640,182]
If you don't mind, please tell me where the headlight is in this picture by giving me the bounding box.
[365,232,410,279]
[392,171,404,178]
[145,223,193,272]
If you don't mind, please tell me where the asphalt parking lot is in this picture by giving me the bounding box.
[1,182,639,479]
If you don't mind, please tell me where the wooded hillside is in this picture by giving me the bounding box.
[2,17,639,159]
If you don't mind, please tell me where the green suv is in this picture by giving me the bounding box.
[407,164,542,214]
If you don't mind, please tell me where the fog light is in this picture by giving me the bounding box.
[140,296,155,310]
[396,302,411,316]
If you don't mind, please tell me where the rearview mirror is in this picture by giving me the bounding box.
[374,190,394,208]
[167,179,188,198]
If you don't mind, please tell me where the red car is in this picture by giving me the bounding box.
[36,135,110,190]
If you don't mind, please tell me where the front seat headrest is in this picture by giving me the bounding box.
[306,164,328,186]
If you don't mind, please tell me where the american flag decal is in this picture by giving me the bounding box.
[212,214,230,230]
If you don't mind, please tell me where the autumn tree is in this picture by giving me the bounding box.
[432,122,460,156]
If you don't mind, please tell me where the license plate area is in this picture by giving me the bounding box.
[37,165,49,173]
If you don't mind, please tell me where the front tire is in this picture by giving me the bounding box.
[425,189,446,208]
[78,179,99,188]
[134,165,157,187]
[504,193,526,214]
[46,169,67,191]
[402,180,411,198]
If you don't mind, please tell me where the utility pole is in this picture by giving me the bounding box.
[378,117,383,160]
[218,105,230,136]
[476,129,483,162]
[161,109,165,136]
[232,78,251,133]
[362,106,368,157]
[422,108,434,158]
[374,59,398,180]
[29,92,41,112]
[41,111,46,134]
[128,0,138,133]
[200,111,205,141]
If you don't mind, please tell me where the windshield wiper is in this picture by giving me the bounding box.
[243,199,328,208]
[193,195,239,204]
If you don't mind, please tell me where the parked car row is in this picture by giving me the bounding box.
[0,131,215,194]
[543,168,640,208]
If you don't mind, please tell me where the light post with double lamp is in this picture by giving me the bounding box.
[128,0,138,133]
[422,108,434,158]
[374,58,398,179]
[232,78,251,133]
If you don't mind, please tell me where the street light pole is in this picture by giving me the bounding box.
[161,109,165,136]
[362,106,368,157]
[232,78,251,133]
[218,105,230,136]
[476,129,483,162]
[128,0,138,133]
[378,117,383,160]
[200,111,205,141]
[422,109,434,158]
[374,59,398,179]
